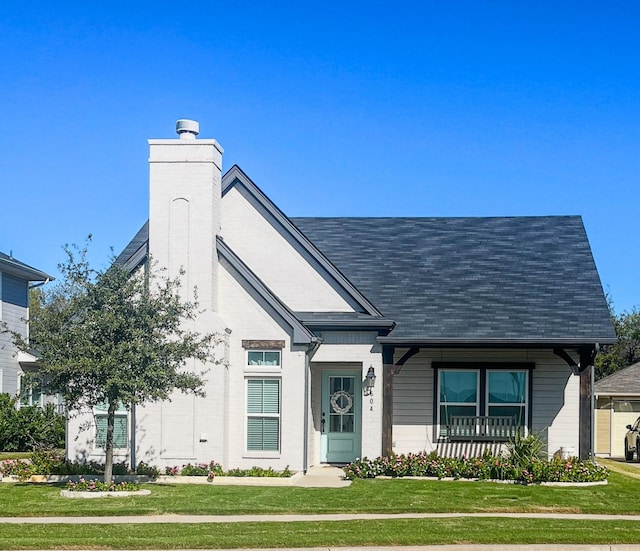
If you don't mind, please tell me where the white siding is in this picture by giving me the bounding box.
[392,348,579,458]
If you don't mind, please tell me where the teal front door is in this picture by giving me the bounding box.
[321,371,361,463]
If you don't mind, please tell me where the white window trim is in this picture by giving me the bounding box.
[244,377,281,458]
[486,368,529,431]
[437,369,480,436]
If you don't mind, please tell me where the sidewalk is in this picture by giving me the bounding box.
[3,511,640,523]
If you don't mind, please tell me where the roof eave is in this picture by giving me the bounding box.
[0,258,53,282]
[377,336,617,349]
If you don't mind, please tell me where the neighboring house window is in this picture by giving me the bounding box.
[247,350,281,367]
[19,378,42,407]
[435,364,531,439]
[94,403,128,449]
[246,378,280,451]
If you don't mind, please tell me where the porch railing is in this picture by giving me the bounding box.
[447,415,519,442]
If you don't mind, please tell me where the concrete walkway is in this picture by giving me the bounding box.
[293,465,351,488]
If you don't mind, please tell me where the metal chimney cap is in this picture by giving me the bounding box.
[176,119,200,138]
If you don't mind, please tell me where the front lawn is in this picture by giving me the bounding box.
[0,470,639,517]
[3,517,640,549]
[2,468,640,548]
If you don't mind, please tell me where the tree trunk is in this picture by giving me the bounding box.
[104,401,116,484]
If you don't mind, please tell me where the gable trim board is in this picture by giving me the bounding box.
[66,121,614,470]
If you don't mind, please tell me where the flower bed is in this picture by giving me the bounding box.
[0,452,294,484]
[67,477,140,492]
[343,451,608,484]
[163,462,293,480]
[60,477,150,498]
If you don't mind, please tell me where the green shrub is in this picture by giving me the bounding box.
[163,461,292,478]
[179,461,223,478]
[505,432,546,468]
[343,451,608,484]
[0,450,131,480]
[136,461,159,478]
[0,394,65,451]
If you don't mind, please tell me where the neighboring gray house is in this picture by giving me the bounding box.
[0,252,52,406]
[595,361,640,458]
[67,120,616,470]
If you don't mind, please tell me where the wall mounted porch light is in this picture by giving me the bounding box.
[363,366,376,396]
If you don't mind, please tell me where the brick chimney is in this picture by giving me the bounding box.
[148,119,224,312]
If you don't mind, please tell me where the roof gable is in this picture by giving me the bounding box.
[595,361,640,395]
[221,165,383,316]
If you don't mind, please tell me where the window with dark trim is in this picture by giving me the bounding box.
[434,363,533,441]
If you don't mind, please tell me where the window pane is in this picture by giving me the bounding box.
[488,371,526,404]
[95,415,127,449]
[248,351,281,366]
[342,377,354,394]
[247,379,280,414]
[440,405,477,426]
[262,380,280,414]
[247,418,279,451]
[488,406,525,426]
[439,405,476,437]
[440,371,477,403]
[95,416,107,448]
[330,415,341,432]
[247,380,263,413]
[341,414,354,432]
[114,416,128,448]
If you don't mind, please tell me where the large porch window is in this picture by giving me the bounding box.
[436,364,531,441]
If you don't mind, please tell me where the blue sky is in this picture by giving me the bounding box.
[1,2,638,313]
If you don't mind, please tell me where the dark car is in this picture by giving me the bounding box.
[625,416,640,461]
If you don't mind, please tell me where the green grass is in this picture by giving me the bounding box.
[1,471,640,517]
[598,457,640,479]
[0,452,31,461]
[2,518,640,549]
[2,469,640,548]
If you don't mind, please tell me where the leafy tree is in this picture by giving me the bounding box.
[595,300,640,380]
[12,240,221,482]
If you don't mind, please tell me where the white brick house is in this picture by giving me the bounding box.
[67,120,615,470]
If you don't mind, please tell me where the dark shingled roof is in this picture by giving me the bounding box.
[291,216,615,344]
[595,362,640,395]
